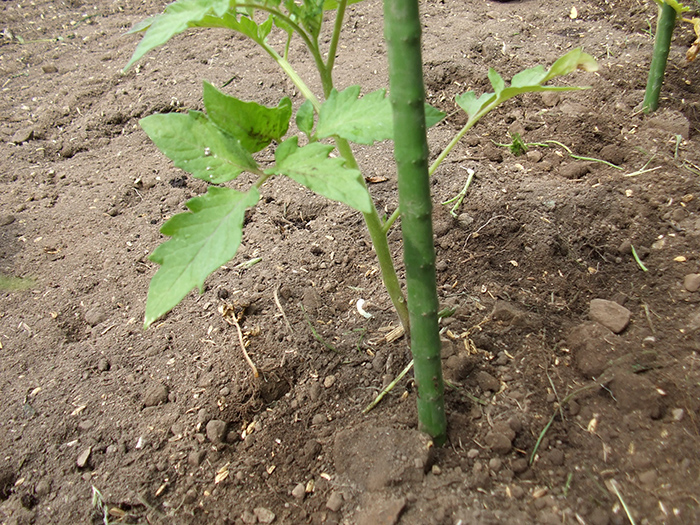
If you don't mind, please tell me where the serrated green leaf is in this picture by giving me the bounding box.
[316,86,393,144]
[125,0,231,70]
[140,111,258,184]
[145,186,260,327]
[296,99,315,137]
[488,68,505,95]
[511,65,547,88]
[269,137,372,212]
[455,91,495,119]
[203,82,291,153]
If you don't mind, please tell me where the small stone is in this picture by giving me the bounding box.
[143,383,169,407]
[511,458,529,474]
[484,431,512,455]
[431,464,441,475]
[11,128,34,144]
[638,469,657,486]
[548,449,565,466]
[526,150,543,163]
[219,386,230,396]
[291,483,306,500]
[559,162,590,179]
[467,448,480,459]
[34,480,51,497]
[241,510,257,524]
[0,215,15,226]
[188,450,206,467]
[206,420,227,443]
[183,489,197,504]
[84,308,106,327]
[672,408,685,421]
[311,413,326,426]
[326,491,343,512]
[97,358,110,372]
[76,447,91,468]
[78,420,94,431]
[476,371,500,392]
[684,274,700,292]
[41,64,58,74]
[541,92,560,107]
[253,507,275,523]
[323,375,336,388]
[589,298,631,334]
[509,485,525,499]
[488,458,503,472]
[197,408,209,424]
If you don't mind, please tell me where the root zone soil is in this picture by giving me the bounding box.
[1,0,700,523]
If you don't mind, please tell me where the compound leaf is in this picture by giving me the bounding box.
[126,0,230,70]
[203,82,292,153]
[316,86,443,145]
[145,186,260,328]
[269,137,372,212]
[140,111,258,184]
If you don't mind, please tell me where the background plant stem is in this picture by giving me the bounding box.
[383,0,446,444]
[643,1,677,113]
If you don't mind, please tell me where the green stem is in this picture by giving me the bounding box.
[384,0,446,444]
[326,0,348,84]
[335,137,410,332]
[642,2,677,113]
[263,44,322,112]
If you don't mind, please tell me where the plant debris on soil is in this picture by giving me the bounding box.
[1,0,700,523]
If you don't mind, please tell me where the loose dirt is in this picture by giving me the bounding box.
[1,0,700,523]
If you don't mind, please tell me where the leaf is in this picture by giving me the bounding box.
[510,65,547,88]
[488,68,505,96]
[145,187,260,327]
[316,86,393,144]
[203,82,292,153]
[125,0,230,70]
[140,111,258,184]
[455,91,495,119]
[543,48,598,83]
[424,103,446,128]
[296,99,315,137]
[269,137,372,212]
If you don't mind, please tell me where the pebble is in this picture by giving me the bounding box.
[241,510,257,524]
[467,448,480,459]
[684,274,700,292]
[84,307,106,327]
[559,162,590,179]
[76,447,91,468]
[143,383,169,407]
[476,371,500,392]
[219,386,230,396]
[589,298,631,334]
[326,491,343,512]
[488,458,502,472]
[34,479,51,497]
[638,469,657,486]
[253,507,275,524]
[197,408,210,425]
[41,64,58,74]
[206,420,228,443]
[511,458,529,474]
[188,450,206,467]
[97,358,110,372]
[672,408,685,421]
[541,92,560,107]
[11,127,34,144]
[312,413,326,426]
[0,214,15,226]
[323,375,336,388]
[509,485,525,499]
[484,431,512,455]
[291,482,306,500]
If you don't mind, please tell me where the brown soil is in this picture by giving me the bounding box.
[2,0,700,523]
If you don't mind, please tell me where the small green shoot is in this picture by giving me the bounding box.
[630,245,649,272]
[363,358,414,414]
[441,168,475,218]
[545,140,623,170]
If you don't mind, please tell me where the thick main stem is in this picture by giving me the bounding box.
[383,0,446,444]
[643,2,677,113]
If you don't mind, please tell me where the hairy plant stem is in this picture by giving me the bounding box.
[335,137,410,332]
[643,1,677,113]
[325,0,348,83]
[384,0,446,444]
[261,25,410,332]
